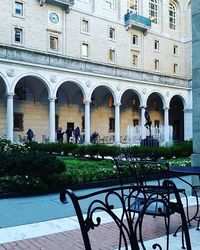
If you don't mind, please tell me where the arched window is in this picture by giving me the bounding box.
[169,2,177,30]
[149,0,159,24]
[128,0,138,14]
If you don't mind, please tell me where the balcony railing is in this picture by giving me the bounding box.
[124,13,151,34]
[39,0,74,12]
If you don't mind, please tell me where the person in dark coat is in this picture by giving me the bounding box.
[66,127,73,143]
[27,129,34,142]
[57,127,64,143]
[74,127,80,143]
[90,132,98,143]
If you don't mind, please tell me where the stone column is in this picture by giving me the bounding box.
[49,97,56,142]
[164,107,169,145]
[140,106,146,139]
[84,100,91,144]
[192,3,200,189]
[192,3,200,167]
[114,102,121,144]
[184,109,192,141]
[6,93,14,142]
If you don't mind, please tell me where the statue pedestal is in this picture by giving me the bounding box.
[140,136,159,148]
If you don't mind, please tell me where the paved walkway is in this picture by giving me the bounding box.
[0,197,199,249]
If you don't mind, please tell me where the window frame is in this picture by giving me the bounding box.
[132,53,138,67]
[14,1,24,18]
[149,0,159,24]
[108,27,116,40]
[108,48,116,63]
[81,18,89,34]
[173,63,178,74]
[81,42,89,58]
[154,40,160,50]
[132,34,138,45]
[14,113,24,131]
[48,31,61,53]
[104,0,115,11]
[169,1,177,30]
[13,26,24,45]
[173,45,178,55]
[128,0,138,14]
[154,59,159,71]
[109,117,115,132]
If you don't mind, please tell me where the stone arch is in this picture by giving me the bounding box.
[170,93,187,109]
[119,87,143,106]
[145,90,166,108]
[11,73,50,96]
[169,94,185,141]
[89,83,117,104]
[0,73,9,94]
[54,78,87,100]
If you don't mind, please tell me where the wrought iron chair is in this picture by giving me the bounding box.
[114,158,190,249]
[60,180,191,250]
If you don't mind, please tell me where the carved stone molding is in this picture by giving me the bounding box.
[50,75,57,83]
[6,69,15,77]
[142,88,147,94]
[116,85,121,91]
[166,91,170,97]
[85,80,91,87]
[39,0,46,6]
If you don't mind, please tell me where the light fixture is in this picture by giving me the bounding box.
[108,96,113,107]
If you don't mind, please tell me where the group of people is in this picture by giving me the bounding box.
[57,127,80,143]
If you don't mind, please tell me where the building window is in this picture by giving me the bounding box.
[173,45,178,55]
[169,2,176,30]
[154,59,159,70]
[15,1,23,16]
[132,54,138,66]
[81,116,85,132]
[50,36,58,50]
[154,120,160,128]
[128,0,138,13]
[173,63,178,74]
[104,0,114,11]
[133,119,139,126]
[108,49,115,62]
[55,115,59,131]
[132,34,138,45]
[14,28,23,43]
[14,113,24,131]
[81,42,89,57]
[109,27,115,39]
[109,117,115,132]
[154,40,159,50]
[149,0,159,24]
[81,19,89,33]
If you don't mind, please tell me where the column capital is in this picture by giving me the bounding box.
[48,97,56,102]
[84,99,91,105]
[114,102,121,106]
[163,107,170,111]
[6,92,15,98]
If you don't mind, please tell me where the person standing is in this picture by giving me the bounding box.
[66,127,73,143]
[74,127,80,143]
[57,127,64,143]
[27,129,34,142]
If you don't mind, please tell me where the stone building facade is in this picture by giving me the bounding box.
[0,0,192,144]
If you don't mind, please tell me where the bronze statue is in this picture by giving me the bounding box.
[144,108,152,136]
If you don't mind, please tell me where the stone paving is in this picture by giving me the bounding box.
[0,205,199,250]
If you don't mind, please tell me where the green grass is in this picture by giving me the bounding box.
[57,156,191,185]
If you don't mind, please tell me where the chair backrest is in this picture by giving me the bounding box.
[60,180,191,250]
[114,158,169,187]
